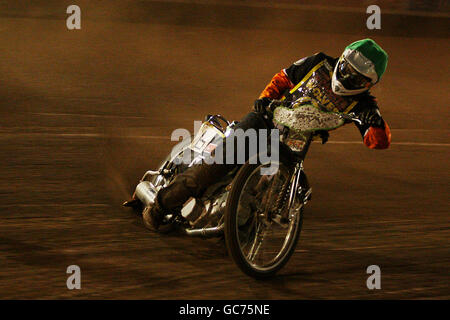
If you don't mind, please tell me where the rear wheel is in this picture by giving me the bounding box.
[224,156,304,278]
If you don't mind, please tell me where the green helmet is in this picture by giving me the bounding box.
[345,39,388,82]
[332,39,388,96]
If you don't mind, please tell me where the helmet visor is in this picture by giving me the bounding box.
[336,58,372,90]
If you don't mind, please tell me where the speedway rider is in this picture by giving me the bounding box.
[125,39,392,230]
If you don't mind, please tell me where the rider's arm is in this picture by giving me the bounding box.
[363,123,391,149]
[353,96,391,149]
[258,70,294,99]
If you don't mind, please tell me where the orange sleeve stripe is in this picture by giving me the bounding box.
[363,122,391,149]
[258,70,294,99]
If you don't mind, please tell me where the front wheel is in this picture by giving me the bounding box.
[224,156,305,279]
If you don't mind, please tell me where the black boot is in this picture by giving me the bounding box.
[122,198,140,208]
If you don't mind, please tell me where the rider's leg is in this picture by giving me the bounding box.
[157,162,234,211]
[144,111,272,229]
[159,111,272,209]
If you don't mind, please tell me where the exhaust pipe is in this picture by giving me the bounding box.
[183,224,224,238]
[135,181,157,207]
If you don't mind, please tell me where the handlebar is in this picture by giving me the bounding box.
[340,112,362,125]
[205,114,231,133]
[267,99,287,112]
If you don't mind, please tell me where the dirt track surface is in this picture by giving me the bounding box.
[0,2,449,299]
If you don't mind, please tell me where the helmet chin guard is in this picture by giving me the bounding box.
[332,39,388,96]
[331,62,370,96]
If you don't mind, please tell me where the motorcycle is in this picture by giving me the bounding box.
[124,97,361,278]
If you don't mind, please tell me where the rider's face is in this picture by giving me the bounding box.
[337,58,373,90]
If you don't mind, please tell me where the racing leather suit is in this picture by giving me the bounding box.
[157,52,391,212]
[260,52,391,149]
